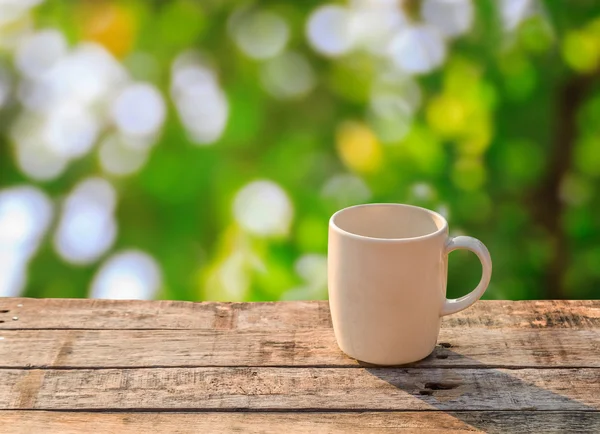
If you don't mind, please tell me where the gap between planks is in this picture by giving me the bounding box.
[0,407,600,416]
[0,408,599,413]
[2,411,599,434]
[3,365,599,371]
[1,299,599,330]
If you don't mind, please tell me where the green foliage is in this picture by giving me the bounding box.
[1,0,600,301]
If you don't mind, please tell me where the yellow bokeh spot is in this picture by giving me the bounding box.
[561,30,599,73]
[444,58,480,96]
[78,1,137,58]
[426,94,468,138]
[426,56,496,151]
[336,121,383,173]
[451,157,486,191]
[457,116,492,157]
[587,17,600,40]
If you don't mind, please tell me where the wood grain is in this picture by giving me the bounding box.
[1,300,599,432]
[1,367,599,411]
[2,411,599,434]
[1,299,599,330]
[0,327,597,368]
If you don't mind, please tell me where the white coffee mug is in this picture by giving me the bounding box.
[328,203,492,365]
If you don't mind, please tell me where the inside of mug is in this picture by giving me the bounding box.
[332,204,445,240]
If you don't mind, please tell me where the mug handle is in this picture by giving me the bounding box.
[441,236,492,316]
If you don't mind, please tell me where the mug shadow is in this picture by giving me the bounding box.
[360,344,598,433]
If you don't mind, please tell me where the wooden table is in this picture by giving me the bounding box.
[0,299,599,433]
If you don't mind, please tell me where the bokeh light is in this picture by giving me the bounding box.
[170,52,229,145]
[336,121,383,173]
[42,42,127,107]
[500,0,536,31]
[306,5,355,57]
[260,51,316,100]
[15,28,66,79]
[0,186,52,296]
[321,173,372,209]
[371,70,422,113]
[43,102,99,158]
[78,1,136,58]
[436,204,450,220]
[229,9,289,60]
[0,0,598,303]
[0,186,52,255]
[0,250,27,298]
[421,0,474,38]
[368,93,414,143]
[90,250,162,300]
[98,133,148,177]
[389,25,446,74]
[410,182,435,201]
[54,178,117,265]
[10,111,67,180]
[282,253,327,300]
[562,29,600,73]
[426,94,468,137]
[295,254,327,286]
[111,82,166,137]
[0,0,44,27]
[10,33,137,181]
[214,250,250,301]
[233,180,293,237]
[368,70,421,143]
[348,0,406,55]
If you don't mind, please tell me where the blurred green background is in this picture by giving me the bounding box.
[0,0,599,301]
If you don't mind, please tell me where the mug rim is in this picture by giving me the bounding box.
[329,203,448,243]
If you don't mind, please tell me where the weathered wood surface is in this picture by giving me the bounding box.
[1,411,599,434]
[1,299,599,433]
[1,367,599,411]
[1,299,599,330]
[0,328,597,368]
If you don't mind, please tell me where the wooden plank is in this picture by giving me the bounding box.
[1,299,599,330]
[2,411,599,434]
[1,368,599,411]
[0,299,332,330]
[0,328,597,368]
